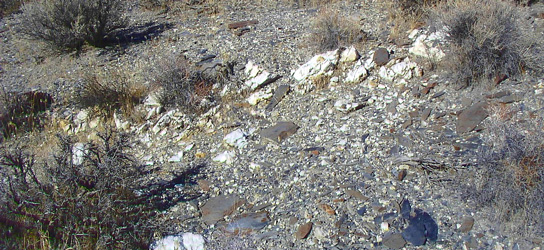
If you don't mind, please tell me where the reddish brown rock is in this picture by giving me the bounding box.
[456,101,488,134]
[296,222,313,239]
[459,217,475,233]
[228,20,258,29]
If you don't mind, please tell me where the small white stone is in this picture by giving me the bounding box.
[212,151,235,165]
[223,129,248,148]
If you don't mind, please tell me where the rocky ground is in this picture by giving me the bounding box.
[1,0,544,249]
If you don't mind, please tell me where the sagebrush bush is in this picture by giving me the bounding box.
[434,0,540,86]
[0,130,156,249]
[20,0,126,50]
[152,55,219,112]
[77,66,148,117]
[385,0,443,39]
[310,8,363,52]
[467,106,544,236]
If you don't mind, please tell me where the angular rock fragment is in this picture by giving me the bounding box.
[456,101,488,134]
[260,122,299,143]
[345,64,368,83]
[265,85,290,111]
[459,217,475,233]
[228,19,258,29]
[340,46,360,63]
[224,211,270,236]
[224,128,248,148]
[383,233,406,249]
[201,195,245,225]
[345,189,369,201]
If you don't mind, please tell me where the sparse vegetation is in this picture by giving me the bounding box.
[385,0,442,40]
[310,8,363,52]
[0,0,22,18]
[467,105,544,236]
[0,130,156,249]
[434,0,540,86]
[152,54,220,113]
[76,66,148,117]
[19,0,126,50]
[0,91,54,139]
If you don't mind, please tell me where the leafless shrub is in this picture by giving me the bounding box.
[433,0,542,87]
[76,66,148,117]
[467,105,544,236]
[0,91,54,139]
[0,129,156,249]
[19,0,126,51]
[385,0,442,40]
[310,8,363,52]
[152,54,219,113]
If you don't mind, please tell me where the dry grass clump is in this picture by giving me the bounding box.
[467,106,544,236]
[0,0,22,18]
[76,66,148,117]
[152,54,220,113]
[385,0,442,39]
[0,91,54,139]
[19,0,126,51]
[0,130,156,249]
[310,8,363,52]
[433,0,541,87]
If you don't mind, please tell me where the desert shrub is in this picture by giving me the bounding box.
[310,8,363,52]
[0,91,54,139]
[0,130,156,249]
[0,0,22,18]
[76,66,148,117]
[434,0,541,86]
[466,106,544,236]
[19,0,126,50]
[152,55,219,113]
[385,0,443,39]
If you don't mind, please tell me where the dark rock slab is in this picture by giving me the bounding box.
[400,199,411,220]
[402,223,427,246]
[456,101,488,134]
[224,211,269,235]
[373,48,390,66]
[402,208,438,245]
[421,108,432,121]
[260,121,299,143]
[201,195,245,225]
[265,85,290,111]
[383,233,407,249]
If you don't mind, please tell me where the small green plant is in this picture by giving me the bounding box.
[19,0,126,51]
[0,130,156,249]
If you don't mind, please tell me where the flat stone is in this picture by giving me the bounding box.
[224,128,248,148]
[459,217,475,233]
[386,100,398,114]
[266,85,290,111]
[296,222,313,239]
[402,223,427,246]
[345,189,369,201]
[201,195,245,225]
[260,122,299,143]
[457,101,488,134]
[224,211,269,236]
[373,48,390,66]
[383,233,406,249]
[421,108,432,121]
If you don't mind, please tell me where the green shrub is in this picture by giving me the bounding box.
[434,0,540,86]
[19,0,126,50]
[0,130,156,249]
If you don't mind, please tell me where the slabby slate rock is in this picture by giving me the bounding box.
[260,122,299,143]
[383,233,406,249]
[265,85,290,111]
[456,101,488,134]
[224,211,270,236]
[201,195,245,225]
[402,208,439,246]
[296,222,313,239]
